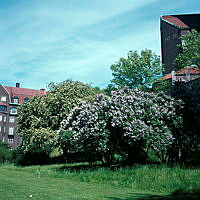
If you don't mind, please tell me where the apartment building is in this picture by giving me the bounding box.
[0,83,46,148]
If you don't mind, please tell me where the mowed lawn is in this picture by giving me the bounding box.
[0,165,151,200]
[0,163,200,200]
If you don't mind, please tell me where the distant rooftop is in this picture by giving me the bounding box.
[2,83,47,104]
[161,13,200,31]
[161,67,200,81]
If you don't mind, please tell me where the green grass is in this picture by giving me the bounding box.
[0,163,200,200]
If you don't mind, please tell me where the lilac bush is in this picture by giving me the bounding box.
[58,87,183,164]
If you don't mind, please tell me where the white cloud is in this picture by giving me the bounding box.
[5,0,199,89]
[0,0,160,89]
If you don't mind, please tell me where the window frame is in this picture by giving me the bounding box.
[10,107,17,115]
[13,96,19,104]
[9,116,15,123]
[1,96,7,102]
[8,138,14,143]
[8,127,14,135]
[0,105,7,112]
[24,97,29,103]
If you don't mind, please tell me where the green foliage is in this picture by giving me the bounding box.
[110,49,163,89]
[0,141,12,163]
[102,83,117,96]
[12,147,51,166]
[175,29,200,70]
[169,80,200,164]
[20,128,57,154]
[152,79,172,94]
[18,80,98,161]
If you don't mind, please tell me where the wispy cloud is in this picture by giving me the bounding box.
[0,0,199,89]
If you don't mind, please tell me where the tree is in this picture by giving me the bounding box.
[175,29,200,70]
[110,49,163,89]
[102,83,117,96]
[18,80,98,161]
[0,141,12,163]
[58,88,183,165]
[168,79,200,164]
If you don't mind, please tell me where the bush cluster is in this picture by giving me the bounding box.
[0,141,13,163]
[17,80,98,164]
[58,87,184,165]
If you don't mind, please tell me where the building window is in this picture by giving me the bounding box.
[8,138,14,143]
[13,96,19,104]
[10,107,17,114]
[0,115,2,121]
[9,116,15,123]
[1,96,6,102]
[24,97,29,102]
[3,116,6,122]
[8,127,14,135]
[8,135,14,143]
[0,105,7,112]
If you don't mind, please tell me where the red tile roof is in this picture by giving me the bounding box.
[160,67,200,80]
[160,74,172,80]
[162,16,190,29]
[176,67,200,75]
[4,86,47,104]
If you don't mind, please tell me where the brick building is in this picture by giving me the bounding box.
[0,83,46,148]
[160,13,200,74]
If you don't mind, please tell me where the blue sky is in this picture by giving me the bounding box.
[0,0,199,89]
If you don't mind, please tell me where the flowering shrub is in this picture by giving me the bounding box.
[58,88,184,165]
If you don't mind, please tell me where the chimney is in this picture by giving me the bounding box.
[16,83,20,88]
[171,71,176,85]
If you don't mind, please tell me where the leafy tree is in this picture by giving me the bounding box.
[110,49,163,89]
[0,141,12,163]
[175,29,200,70]
[58,88,183,165]
[102,83,117,96]
[168,80,200,164]
[152,79,172,94]
[18,80,98,160]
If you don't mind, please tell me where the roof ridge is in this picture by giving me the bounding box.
[161,15,190,29]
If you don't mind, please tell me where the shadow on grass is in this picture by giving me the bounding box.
[106,189,200,200]
[56,163,105,172]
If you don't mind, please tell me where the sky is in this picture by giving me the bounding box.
[0,0,199,90]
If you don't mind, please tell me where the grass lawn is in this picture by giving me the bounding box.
[0,163,200,200]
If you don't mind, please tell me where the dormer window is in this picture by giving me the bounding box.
[24,97,29,102]
[10,107,17,115]
[1,96,6,102]
[13,96,19,104]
